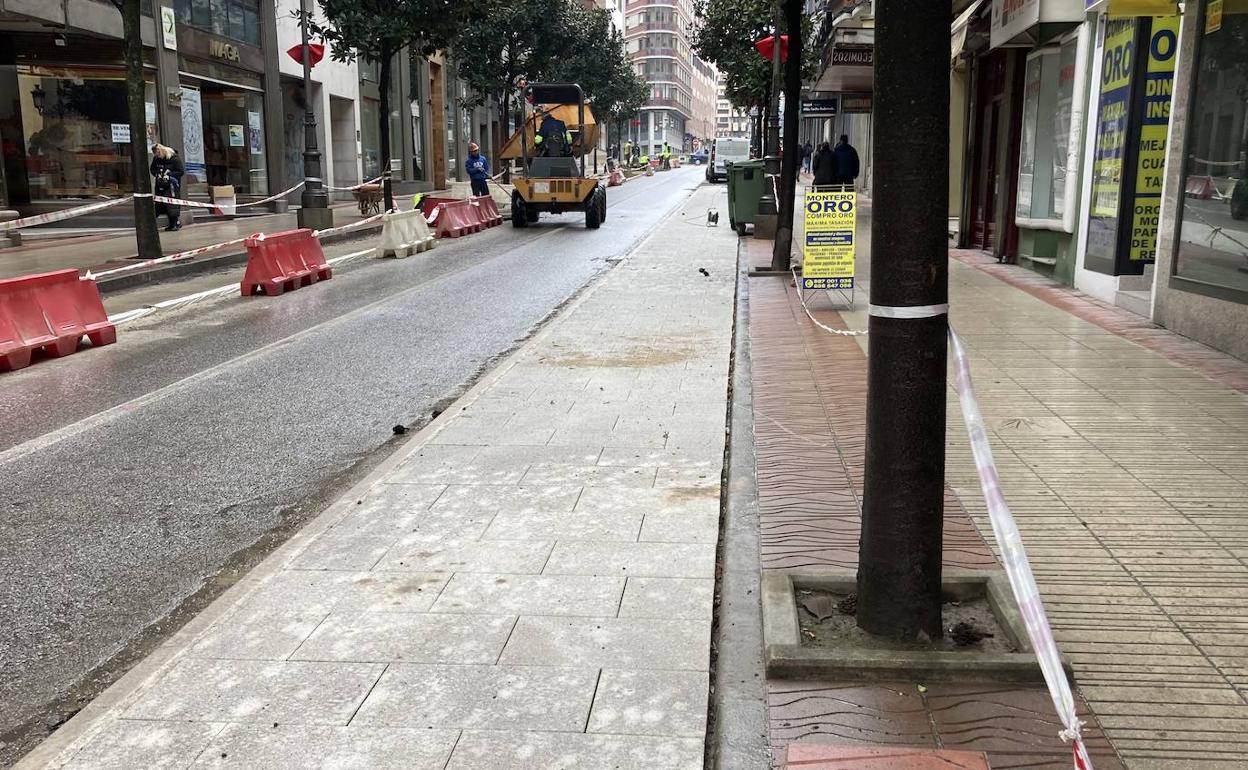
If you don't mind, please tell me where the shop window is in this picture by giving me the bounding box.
[1172,2,1248,297]
[360,96,381,180]
[14,65,157,201]
[1016,40,1078,226]
[175,0,261,46]
[179,84,268,196]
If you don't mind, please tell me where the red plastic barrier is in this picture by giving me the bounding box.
[418,196,460,220]
[608,168,625,187]
[472,196,503,228]
[433,199,483,239]
[240,228,332,296]
[0,269,116,372]
[1185,175,1213,200]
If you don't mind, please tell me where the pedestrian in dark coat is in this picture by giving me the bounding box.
[811,142,835,187]
[831,134,860,188]
[150,144,185,231]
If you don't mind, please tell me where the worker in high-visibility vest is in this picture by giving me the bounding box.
[661,143,672,170]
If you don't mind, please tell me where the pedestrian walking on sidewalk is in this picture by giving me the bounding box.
[812,142,835,187]
[831,134,860,190]
[150,143,185,231]
[465,142,490,197]
[801,140,813,173]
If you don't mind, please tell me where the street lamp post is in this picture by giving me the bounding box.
[753,0,783,242]
[296,0,332,230]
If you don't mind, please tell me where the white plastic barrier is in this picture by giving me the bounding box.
[378,208,436,258]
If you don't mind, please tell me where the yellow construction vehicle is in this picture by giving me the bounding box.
[498,83,606,229]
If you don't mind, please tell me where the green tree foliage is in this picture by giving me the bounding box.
[691,0,817,110]
[311,0,482,208]
[691,0,773,109]
[452,0,573,135]
[548,4,648,123]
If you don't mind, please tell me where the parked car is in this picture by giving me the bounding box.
[691,148,709,165]
[707,138,751,183]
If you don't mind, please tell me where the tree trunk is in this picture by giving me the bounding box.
[379,48,395,211]
[771,0,803,270]
[501,90,511,183]
[855,0,951,642]
[120,0,161,259]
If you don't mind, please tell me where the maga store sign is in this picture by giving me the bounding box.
[991,0,1041,48]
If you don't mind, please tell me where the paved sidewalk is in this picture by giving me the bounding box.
[17,184,735,769]
[761,230,1248,768]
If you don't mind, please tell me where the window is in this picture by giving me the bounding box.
[1172,2,1248,296]
[15,65,158,200]
[1015,41,1077,226]
[175,0,261,46]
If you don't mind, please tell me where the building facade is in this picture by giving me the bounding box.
[949,0,1248,361]
[806,0,875,193]
[715,72,749,138]
[0,0,495,224]
[623,0,716,154]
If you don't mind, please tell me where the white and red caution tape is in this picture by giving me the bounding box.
[141,179,307,212]
[948,329,1092,770]
[107,246,377,325]
[312,209,390,239]
[86,235,253,281]
[0,196,134,232]
[84,206,388,282]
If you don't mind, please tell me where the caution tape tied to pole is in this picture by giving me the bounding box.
[790,292,1094,770]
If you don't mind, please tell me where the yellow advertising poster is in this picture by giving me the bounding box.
[802,191,856,291]
[1129,15,1179,261]
[1090,18,1136,219]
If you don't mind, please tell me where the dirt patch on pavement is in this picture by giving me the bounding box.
[796,590,1016,654]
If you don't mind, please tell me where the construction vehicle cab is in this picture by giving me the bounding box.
[499,83,606,229]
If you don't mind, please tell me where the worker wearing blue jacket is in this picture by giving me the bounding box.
[465,142,490,197]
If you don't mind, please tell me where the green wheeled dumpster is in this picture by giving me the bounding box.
[726,160,766,236]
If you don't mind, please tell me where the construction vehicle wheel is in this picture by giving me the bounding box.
[512,193,528,228]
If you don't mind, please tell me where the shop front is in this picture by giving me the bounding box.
[0,34,159,213]
[1154,0,1248,360]
[174,29,270,200]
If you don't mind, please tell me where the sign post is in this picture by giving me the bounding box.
[801,189,857,307]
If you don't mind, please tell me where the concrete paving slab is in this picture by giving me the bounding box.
[445,729,704,770]
[352,663,597,731]
[499,616,710,670]
[587,669,708,737]
[376,538,554,574]
[617,577,715,621]
[431,573,625,616]
[234,570,448,615]
[543,542,716,578]
[122,659,383,725]
[192,724,458,769]
[482,509,644,542]
[59,719,223,770]
[290,612,515,664]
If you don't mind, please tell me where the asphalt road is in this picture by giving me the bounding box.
[0,167,704,762]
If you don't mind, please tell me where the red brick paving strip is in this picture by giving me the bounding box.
[783,743,991,769]
[950,249,1248,394]
[749,275,1125,769]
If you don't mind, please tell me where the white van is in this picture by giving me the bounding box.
[707,138,751,183]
